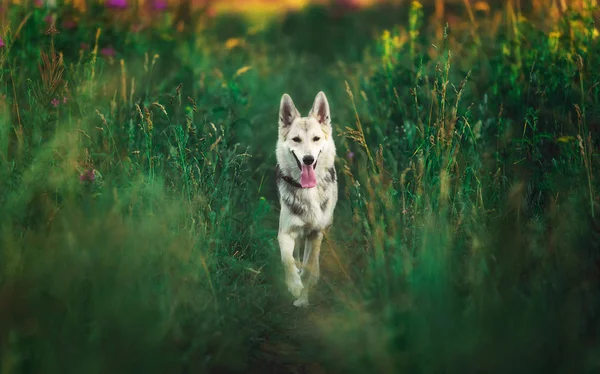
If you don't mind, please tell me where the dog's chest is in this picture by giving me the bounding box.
[276,164,337,231]
[294,185,333,227]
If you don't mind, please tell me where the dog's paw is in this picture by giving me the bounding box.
[293,297,309,308]
[286,272,304,298]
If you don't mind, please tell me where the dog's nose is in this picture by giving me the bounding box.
[302,155,315,165]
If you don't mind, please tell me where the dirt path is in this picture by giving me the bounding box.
[249,235,352,374]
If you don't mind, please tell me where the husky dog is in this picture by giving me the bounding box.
[276,91,338,307]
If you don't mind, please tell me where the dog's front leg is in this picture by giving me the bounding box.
[305,230,323,286]
[293,230,323,307]
[278,231,304,298]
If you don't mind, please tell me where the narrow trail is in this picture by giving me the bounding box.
[254,302,332,374]
[249,232,355,374]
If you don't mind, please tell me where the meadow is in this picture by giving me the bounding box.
[1,0,600,373]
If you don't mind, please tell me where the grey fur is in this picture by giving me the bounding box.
[320,197,329,212]
[324,167,336,184]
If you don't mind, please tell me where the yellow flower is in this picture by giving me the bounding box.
[225,38,244,50]
[382,30,391,41]
[569,20,585,34]
[411,1,422,9]
[392,34,406,49]
[548,31,561,53]
[549,31,561,39]
[234,65,252,78]
[556,136,575,143]
[474,1,490,12]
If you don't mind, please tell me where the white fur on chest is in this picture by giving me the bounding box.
[278,182,336,235]
[299,186,331,227]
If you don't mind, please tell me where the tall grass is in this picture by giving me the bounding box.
[1,1,599,373]
[312,2,600,373]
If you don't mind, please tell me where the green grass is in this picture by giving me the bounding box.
[1,1,600,373]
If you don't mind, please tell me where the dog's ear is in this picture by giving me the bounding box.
[279,94,300,127]
[309,91,330,126]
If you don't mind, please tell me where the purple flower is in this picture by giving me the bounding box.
[336,0,361,10]
[347,151,355,160]
[62,20,77,30]
[51,98,59,107]
[100,47,116,57]
[79,169,96,182]
[44,14,54,24]
[105,0,127,9]
[0,38,5,48]
[153,0,167,10]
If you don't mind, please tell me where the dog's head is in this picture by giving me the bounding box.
[276,91,335,189]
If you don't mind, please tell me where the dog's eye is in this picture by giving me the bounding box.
[292,137,301,143]
[313,136,320,142]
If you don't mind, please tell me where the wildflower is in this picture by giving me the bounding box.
[382,30,391,41]
[411,0,422,9]
[336,0,361,10]
[100,47,116,57]
[51,98,59,107]
[79,169,96,182]
[556,136,575,143]
[474,1,490,12]
[44,14,54,24]
[234,65,252,78]
[0,38,5,48]
[225,38,243,50]
[63,96,68,104]
[347,151,355,160]
[206,6,216,17]
[153,0,167,10]
[62,20,77,30]
[392,35,406,49]
[105,0,127,9]
[548,31,561,53]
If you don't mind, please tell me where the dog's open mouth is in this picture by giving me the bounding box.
[291,151,318,189]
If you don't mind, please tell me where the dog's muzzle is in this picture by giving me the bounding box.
[291,150,321,170]
[291,151,303,171]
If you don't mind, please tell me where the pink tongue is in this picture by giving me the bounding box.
[300,165,317,188]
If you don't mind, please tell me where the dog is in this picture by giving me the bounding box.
[275,91,338,307]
